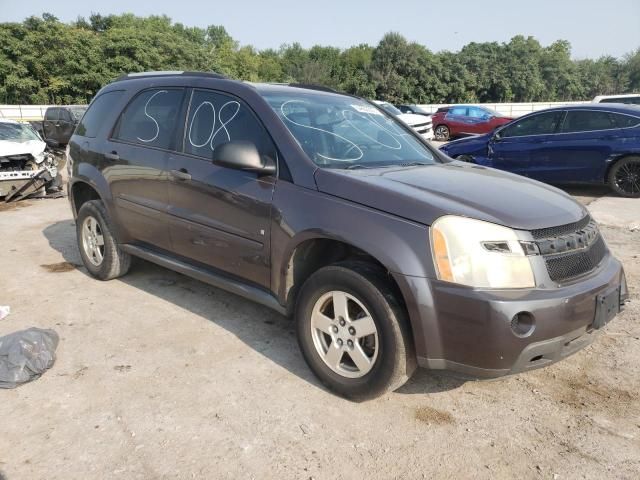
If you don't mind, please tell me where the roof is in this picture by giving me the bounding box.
[540,103,640,115]
[0,118,20,125]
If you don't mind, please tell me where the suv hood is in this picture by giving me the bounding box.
[0,139,46,158]
[314,162,587,230]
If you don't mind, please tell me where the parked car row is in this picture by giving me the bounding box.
[65,72,627,400]
[439,104,640,197]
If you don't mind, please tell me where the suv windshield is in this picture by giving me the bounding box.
[0,122,41,143]
[261,91,436,169]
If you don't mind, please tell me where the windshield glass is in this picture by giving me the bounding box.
[69,107,87,121]
[261,91,436,169]
[377,102,402,116]
[482,107,504,117]
[0,122,41,143]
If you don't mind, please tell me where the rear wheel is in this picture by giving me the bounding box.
[76,200,131,280]
[295,262,415,401]
[434,125,450,141]
[608,156,640,198]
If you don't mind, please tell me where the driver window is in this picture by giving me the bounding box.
[185,89,276,161]
[500,111,564,138]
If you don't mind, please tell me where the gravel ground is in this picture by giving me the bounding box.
[0,189,638,480]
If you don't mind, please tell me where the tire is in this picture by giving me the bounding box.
[608,156,640,198]
[295,262,416,401]
[434,125,450,141]
[76,200,131,280]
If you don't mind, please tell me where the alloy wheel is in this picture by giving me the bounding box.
[614,161,640,195]
[81,215,105,266]
[310,290,379,378]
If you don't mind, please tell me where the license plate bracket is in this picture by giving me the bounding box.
[593,286,620,329]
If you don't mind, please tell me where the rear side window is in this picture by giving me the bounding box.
[59,109,72,122]
[113,88,185,150]
[611,113,640,128]
[449,107,467,116]
[500,111,563,138]
[76,91,125,138]
[184,89,276,160]
[561,111,615,133]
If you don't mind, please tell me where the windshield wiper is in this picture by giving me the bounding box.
[344,164,369,170]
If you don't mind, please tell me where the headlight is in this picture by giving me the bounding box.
[431,216,535,289]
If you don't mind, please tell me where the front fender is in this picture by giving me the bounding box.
[270,182,435,303]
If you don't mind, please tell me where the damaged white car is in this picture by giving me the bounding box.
[0,119,60,202]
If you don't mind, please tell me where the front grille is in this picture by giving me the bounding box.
[545,236,607,281]
[532,215,608,282]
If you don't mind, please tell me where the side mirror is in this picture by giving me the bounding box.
[45,138,60,149]
[212,141,276,176]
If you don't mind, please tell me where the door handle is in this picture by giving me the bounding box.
[105,151,119,161]
[170,169,192,181]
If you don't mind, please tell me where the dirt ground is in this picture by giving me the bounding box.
[0,188,638,480]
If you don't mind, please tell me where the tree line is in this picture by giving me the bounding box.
[0,13,638,105]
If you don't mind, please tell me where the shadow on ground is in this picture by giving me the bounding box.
[42,220,464,397]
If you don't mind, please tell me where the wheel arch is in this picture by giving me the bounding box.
[279,234,408,319]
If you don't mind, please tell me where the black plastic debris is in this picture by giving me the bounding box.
[0,328,59,389]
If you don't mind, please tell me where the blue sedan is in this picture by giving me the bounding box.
[439,104,640,197]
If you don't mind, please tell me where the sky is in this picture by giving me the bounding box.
[1,0,639,59]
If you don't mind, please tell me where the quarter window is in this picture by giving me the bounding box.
[185,89,276,160]
[611,113,640,128]
[561,111,615,133]
[76,91,125,138]
[500,111,563,138]
[113,88,185,150]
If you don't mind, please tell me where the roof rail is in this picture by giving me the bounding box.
[113,71,228,82]
[288,83,339,93]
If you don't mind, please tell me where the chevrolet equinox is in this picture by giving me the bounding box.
[67,72,628,400]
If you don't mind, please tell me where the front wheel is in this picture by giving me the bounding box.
[608,156,640,198]
[295,262,415,401]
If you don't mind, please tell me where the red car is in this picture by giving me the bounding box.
[432,105,513,141]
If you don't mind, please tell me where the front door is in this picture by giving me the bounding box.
[489,110,565,179]
[166,88,277,289]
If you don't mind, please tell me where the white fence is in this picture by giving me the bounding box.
[416,101,589,118]
[2,101,593,122]
[0,105,53,121]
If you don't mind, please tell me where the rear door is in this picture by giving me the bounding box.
[166,88,277,288]
[43,108,59,140]
[107,87,187,251]
[489,110,565,178]
[538,109,623,183]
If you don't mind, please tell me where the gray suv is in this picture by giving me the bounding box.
[67,72,627,400]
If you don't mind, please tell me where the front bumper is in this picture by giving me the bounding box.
[395,253,626,377]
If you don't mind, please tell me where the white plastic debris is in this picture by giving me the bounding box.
[0,306,9,320]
